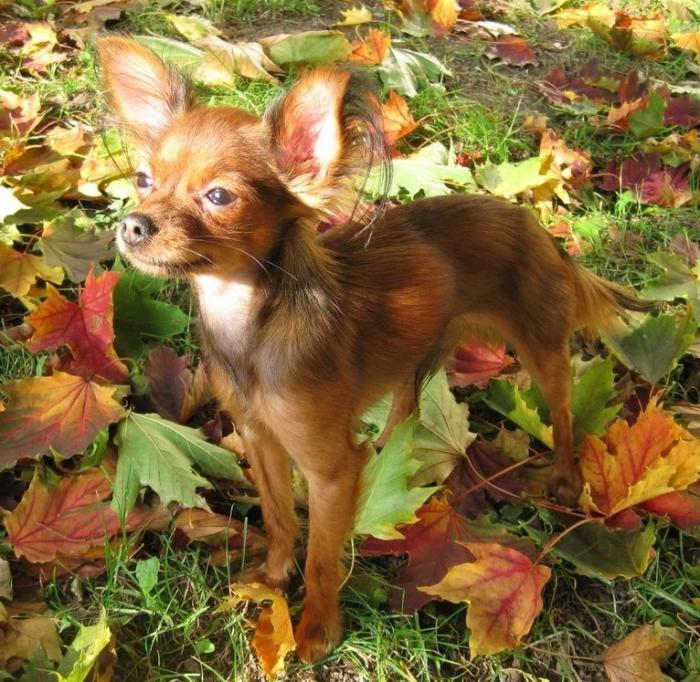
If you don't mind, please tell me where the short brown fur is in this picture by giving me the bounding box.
[98,37,648,662]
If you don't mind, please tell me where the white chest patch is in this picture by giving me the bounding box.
[194,274,256,354]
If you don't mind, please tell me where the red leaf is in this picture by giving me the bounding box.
[25,268,129,383]
[5,461,155,563]
[446,341,513,388]
[0,372,123,467]
[486,36,536,67]
[663,92,700,128]
[638,490,700,529]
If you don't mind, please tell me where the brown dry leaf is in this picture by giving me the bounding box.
[221,583,295,678]
[196,36,283,86]
[522,114,549,134]
[603,623,682,682]
[174,508,244,546]
[485,35,537,66]
[0,90,42,136]
[0,602,62,673]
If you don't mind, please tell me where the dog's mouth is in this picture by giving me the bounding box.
[120,247,211,278]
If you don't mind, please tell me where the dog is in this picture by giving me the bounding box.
[98,37,647,661]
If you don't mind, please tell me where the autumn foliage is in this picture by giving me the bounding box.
[0,0,698,679]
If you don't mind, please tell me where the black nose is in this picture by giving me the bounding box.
[120,213,156,247]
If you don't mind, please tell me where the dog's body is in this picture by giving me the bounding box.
[98,38,646,661]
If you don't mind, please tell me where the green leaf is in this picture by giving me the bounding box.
[262,30,350,67]
[485,380,554,449]
[55,608,111,682]
[112,269,191,358]
[135,556,160,602]
[554,521,656,580]
[39,210,115,283]
[377,47,451,98]
[362,370,475,485]
[135,35,204,69]
[355,416,439,539]
[166,14,220,41]
[475,156,556,199]
[367,142,475,198]
[629,92,667,138]
[642,251,700,312]
[112,412,247,519]
[604,311,696,384]
[571,356,621,442]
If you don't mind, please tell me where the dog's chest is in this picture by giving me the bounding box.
[194,274,257,361]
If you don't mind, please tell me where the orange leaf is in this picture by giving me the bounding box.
[419,542,551,657]
[0,243,63,299]
[350,28,390,65]
[447,341,513,388]
[673,32,700,62]
[5,462,153,563]
[603,623,682,682]
[580,399,700,516]
[222,583,295,678]
[381,90,419,146]
[25,268,129,383]
[0,372,123,467]
[389,0,457,35]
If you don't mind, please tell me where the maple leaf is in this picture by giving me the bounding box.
[0,89,42,136]
[54,608,112,682]
[112,412,248,519]
[381,90,419,146]
[197,36,283,86]
[362,497,534,612]
[580,399,700,517]
[0,242,63,300]
[144,345,211,423]
[638,490,700,529]
[539,129,592,193]
[446,341,513,389]
[25,268,129,383]
[350,28,391,65]
[485,36,537,66]
[355,416,439,538]
[221,583,295,678]
[445,441,527,517]
[38,211,115,283]
[419,542,551,657]
[603,623,683,682]
[389,0,458,37]
[554,520,655,579]
[4,462,157,563]
[260,30,350,68]
[673,32,700,62]
[0,372,123,467]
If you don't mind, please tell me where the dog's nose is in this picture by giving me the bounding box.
[120,213,156,247]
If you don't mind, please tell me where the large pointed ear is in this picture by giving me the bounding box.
[264,69,384,213]
[96,36,194,142]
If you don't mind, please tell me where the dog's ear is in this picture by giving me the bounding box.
[264,69,381,213]
[96,36,194,142]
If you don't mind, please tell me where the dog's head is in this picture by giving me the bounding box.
[97,37,385,279]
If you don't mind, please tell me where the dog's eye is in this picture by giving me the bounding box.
[206,187,235,206]
[135,172,153,189]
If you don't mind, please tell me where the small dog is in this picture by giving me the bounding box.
[98,37,647,661]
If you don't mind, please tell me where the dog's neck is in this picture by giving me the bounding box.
[193,220,340,390]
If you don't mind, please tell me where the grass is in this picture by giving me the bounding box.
[1,0,699,679]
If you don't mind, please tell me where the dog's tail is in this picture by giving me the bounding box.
[569,260,655,334]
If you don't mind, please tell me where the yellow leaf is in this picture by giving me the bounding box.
[336,5,373,26]
[0,242,63,298]
[673,32,700,62]
[221,582,295,678]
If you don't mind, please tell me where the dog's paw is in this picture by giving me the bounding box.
[233,559,292,591]
[294,608,342,663]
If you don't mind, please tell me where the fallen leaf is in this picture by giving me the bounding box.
[54,608,112,682]
[5,462,157,563]
[196,36,282,86]
[389,0,458,36]
[143,345,211,424]
[261,31,350,68]
[580,399,700,517]
[0,372,123,468]
[39,210,115,283]
[222,583,295,678]
[446,341,513,389]
[350,27,391,65]
[174,507,245,547]
[638,490,700,529]
[336,5,373,26]
[603,623,682,682]
[0,242,64,300]
[0,89,42,136]
[381,90,419,146]
[112,412,248,519]
[355,416,439,538]
[166,13,220,41]
[419,542,551,657]
[672,32,700,62]
[0,602,61,672]
[642,252,700,312]
[377,46,451,97]
[362,498,533,612]
[25,268,129,383]
[485,36,537,66]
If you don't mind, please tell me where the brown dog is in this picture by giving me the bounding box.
[98,37,646,661]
